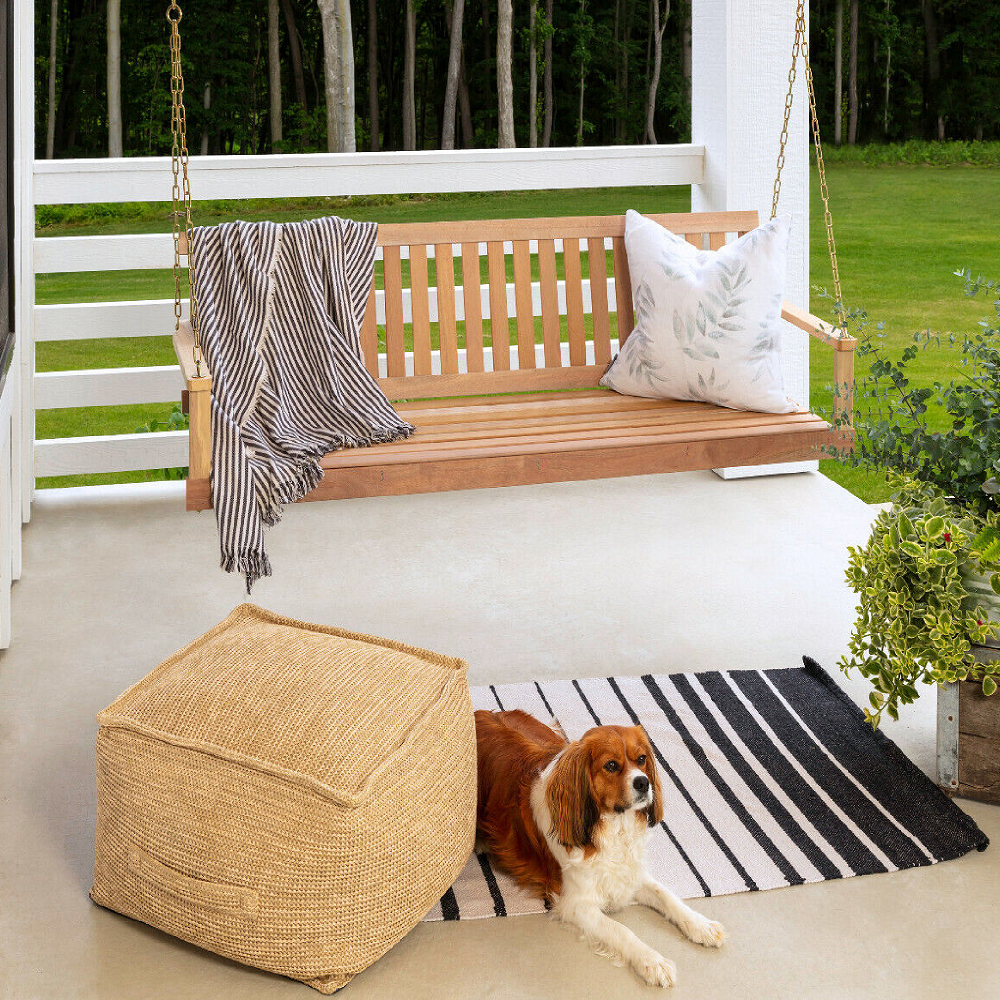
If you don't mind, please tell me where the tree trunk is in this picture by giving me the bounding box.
[402,0,416,149]
[442,0,465,149]
[529,0,538,147]
[834,0,843,145]
[847,0,858,145]
[317,0,356,152]
[268,0,283,146]
[107,0,122,156]
[921,0,943,139]
[46,0,58,158]
[200,81,211,155]
[497,0,515,147]
[367,0,379,150]
[281,0,308,111]
[644,0,668,144]
[542,0,554,146]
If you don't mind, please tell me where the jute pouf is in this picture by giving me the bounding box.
[91,604,476,993]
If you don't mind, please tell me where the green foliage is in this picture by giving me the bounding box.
[823,141,1000,167]
[133,404,189,481]
[836,270,1000,517]
[36,0,998,160]
[841,476,1000,728]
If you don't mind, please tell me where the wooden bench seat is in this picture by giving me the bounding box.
[175,211,854,511]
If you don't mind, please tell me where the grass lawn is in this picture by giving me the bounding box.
[35,165,1000,496]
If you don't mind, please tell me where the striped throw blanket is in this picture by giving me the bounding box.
[191,217,413,590]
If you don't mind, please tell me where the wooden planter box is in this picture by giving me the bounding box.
[938,641,1000,804]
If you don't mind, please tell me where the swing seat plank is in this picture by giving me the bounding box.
[174,212,855,512]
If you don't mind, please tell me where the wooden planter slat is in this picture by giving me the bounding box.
[938,641,1000,804]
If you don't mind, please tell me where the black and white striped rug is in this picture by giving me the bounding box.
[424,658,988,921]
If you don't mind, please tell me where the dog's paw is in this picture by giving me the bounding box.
[684,917,726,948]
[637,954,676,988]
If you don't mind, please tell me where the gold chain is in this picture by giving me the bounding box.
[771,0,846,331]
[167,1,202,376]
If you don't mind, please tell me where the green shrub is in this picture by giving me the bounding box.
[824,140,1000,167]
[841,269,1000,516]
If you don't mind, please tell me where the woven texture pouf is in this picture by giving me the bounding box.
[91,604,476,993]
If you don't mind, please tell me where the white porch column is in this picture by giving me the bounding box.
[692,0,815,478]
[14,0,34,515]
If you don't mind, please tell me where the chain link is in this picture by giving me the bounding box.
[167,1,202,376]
[771,0,846,332]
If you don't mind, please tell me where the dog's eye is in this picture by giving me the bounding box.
[637,754,647,765]
[603,760,620,773]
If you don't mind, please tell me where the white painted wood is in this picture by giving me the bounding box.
[35,234,175,274]
[34,234,618,275]
[35,299,179,340]
[14,0,35,520]
[0,427,10,648]
[714,460,819,479]
[33,145,705,205]
[34,273,622,340]
[8,353,21,581]
[693,0,811,478]
[0,369,15,647]
[35,431,190,478]
[35,367,183,409]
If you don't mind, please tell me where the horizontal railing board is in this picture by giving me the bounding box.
[34,277,621,339]
[35,300,179,340]
[35,431,189,477]
[35,366,182,409]
[35,229,727,276]
[33,145,705,205]
[33,234,622,274]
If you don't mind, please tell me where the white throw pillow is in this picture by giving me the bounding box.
[600,210,799,414]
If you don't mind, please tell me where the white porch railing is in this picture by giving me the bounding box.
[31,145,705,480]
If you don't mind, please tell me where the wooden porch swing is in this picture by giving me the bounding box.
[168,0,855,513]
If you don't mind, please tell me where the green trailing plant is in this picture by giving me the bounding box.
[841,476,1000,728]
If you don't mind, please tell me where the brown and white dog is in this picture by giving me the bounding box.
[475,708,725,988]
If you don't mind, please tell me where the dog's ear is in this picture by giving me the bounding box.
[636,727,664,828]
[547,743,598,849]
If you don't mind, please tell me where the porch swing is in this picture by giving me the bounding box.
[169,0,855,512]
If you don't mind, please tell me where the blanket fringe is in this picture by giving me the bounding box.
[220,550,273,594]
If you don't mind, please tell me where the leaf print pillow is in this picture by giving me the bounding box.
[600,210,799,414]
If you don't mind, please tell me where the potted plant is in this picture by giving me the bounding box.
[841,475,1000,722]
[836,270,1000,801]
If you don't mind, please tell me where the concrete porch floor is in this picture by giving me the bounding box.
[1,470,997,1000]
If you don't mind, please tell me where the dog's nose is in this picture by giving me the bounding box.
[633,775,650,795]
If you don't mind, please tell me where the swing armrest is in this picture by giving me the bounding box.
[172,320,212,485]
[780,301,856,351]
[780,301,855,426]
[172,320,212,392]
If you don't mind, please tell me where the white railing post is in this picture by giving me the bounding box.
[14,0,35,518]
[692,0,814,479]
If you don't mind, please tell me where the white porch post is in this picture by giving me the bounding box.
[12,0,35,524]
[692,0,815,478]
[13,0,34,517]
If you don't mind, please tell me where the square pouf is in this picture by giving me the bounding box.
[91,604,476,993]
